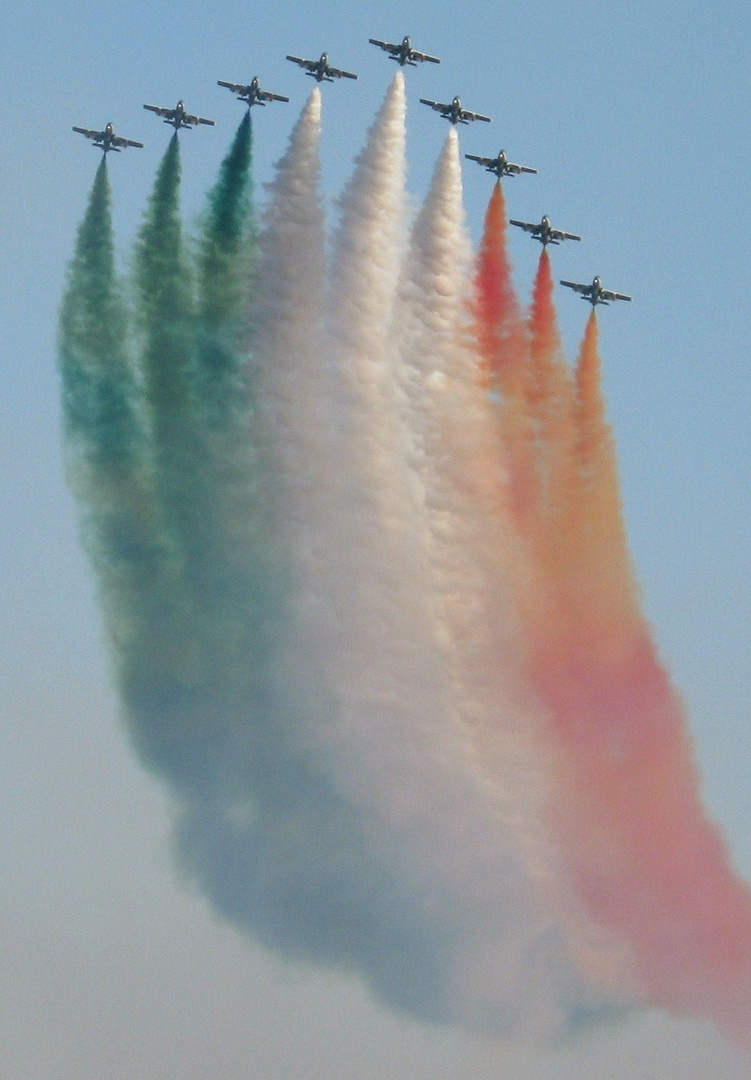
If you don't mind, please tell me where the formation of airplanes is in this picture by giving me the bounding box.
[71,33,630,308]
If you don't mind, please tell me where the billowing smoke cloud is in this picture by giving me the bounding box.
[59,83,751,1047]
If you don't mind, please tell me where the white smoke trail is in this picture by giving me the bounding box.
[311,79,501,876]
[252,88,331,566]
[391,129,628,1035]
[252,86,627,1036]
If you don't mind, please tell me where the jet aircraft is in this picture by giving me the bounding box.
[217,77,289,107]
[465,149,536,179]
[73,122,143,153]
[143,100,215,130]
[419,96,491,125]
[286,52,358,82]
[510,215,581,246]
[368,35,441,66]
[560,276,632,306]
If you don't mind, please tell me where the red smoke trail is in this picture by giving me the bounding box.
[529,312,751,1040]
[472,181,525,389]
[472,182,538,534]
[526,251,578,568]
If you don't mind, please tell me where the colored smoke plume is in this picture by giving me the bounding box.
[59,82,751,1047]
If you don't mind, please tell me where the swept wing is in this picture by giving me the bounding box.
[459,107,491,123]
[73,125,143,150]
[509,219,540,233]
[420,97,449,112]
[183,110,214,126]
[406,48,440,64]
[325,63,357,80]
[510,217,581,245]
[369,37,440,64]
[560,278,632,305]
[286,54,313,70]
[143,103,173,118]
[217,80,289,104]
[466,152,536,177]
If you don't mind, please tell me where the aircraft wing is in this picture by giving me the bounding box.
[286,55,312,70]
[461,109,492,123]
[410,49,440,63]
[509,219,538,234]
[419,98,449,112]
[327,65,358,79]
[465,153,493,166]
[262,90,290,102]
[185,112,215,126]
[518,165,538,174]
[143,103,172,117]
[368,38,395,52]
[550,228,581,242]
[112,135,144,149]
[601,289,632,302]
[560,280,590,295]
[218,80,246,93]
[73,126,100,140]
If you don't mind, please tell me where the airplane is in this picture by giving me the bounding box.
[217,76,289,107]
[286,52,358,82]
[419,96,491,125]
[72,122,144,153]
[560,276,632,306]
[368,35,441,66]
[509,215,581,246]
[143,100,215,130]
[465,149,536,179]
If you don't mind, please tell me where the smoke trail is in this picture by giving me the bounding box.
[527,313,751,1041]
[525,250,578,578]
[164,90,470,1024]
[472,181,538,534]
[58,158,174,741]
[194,111,254,425]
[394,132,627,1036]
[59,160,139,483]
[60,90,751,1050]
[472,181,527,390]
[250,87,332,553]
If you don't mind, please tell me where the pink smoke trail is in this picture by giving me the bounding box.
[530,313,751,1041]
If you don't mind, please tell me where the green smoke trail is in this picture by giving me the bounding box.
[194,110,254,426]
[59,158,140,479]
[134,134,197,500]
[58,156,197,787]
[124,131,266,787]
[59,133,458,1019]
[58,159,166,681]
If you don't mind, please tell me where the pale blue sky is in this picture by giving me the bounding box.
[1,2,750,1076]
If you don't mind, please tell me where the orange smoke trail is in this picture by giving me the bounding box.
[527,312,751,1040]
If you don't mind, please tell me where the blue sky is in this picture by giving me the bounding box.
[1,1,750,1076]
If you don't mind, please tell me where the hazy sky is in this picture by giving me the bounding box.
[2,1,750,1077]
